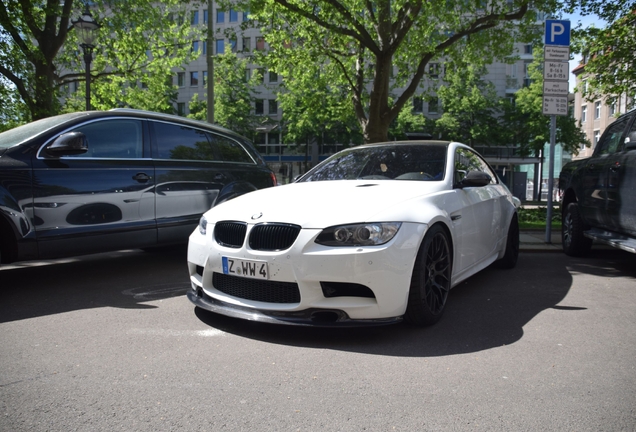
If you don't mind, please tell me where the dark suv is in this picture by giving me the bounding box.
[0,109,276,264]
[559,108,636,256]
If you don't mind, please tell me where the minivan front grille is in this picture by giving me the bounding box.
[214,221,247,248]
[249,223,301,251]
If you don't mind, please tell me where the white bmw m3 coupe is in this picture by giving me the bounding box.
[187,141,519,326]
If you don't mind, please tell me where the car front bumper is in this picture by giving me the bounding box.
[186,222,428,325]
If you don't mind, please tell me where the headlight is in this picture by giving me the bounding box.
[315,222,402,246]
[198,215,207,235]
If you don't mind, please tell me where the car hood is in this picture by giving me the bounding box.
[205,180,447,228]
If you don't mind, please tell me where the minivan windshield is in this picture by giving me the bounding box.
[0,113,87,150]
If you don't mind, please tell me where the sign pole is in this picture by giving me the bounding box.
[542,19,570,244]
[546,115,556,243]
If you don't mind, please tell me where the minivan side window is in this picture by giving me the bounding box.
[153,121,217,161]
[67,119,143,158]
[210,133,254,163]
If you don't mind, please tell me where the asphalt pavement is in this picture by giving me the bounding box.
[520,229,563,252]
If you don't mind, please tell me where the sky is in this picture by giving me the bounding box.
[558,11,607,91]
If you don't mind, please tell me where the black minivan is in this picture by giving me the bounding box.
[0,109,277,264]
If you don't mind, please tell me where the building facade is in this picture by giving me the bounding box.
[571,60,633,159]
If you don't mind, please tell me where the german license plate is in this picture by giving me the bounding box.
[222,257,269,280]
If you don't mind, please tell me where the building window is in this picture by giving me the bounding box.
[245,69,251,82]
[256,68,265,83]
[268,99,278,115]
[594,101,601,119]
[216,39,224,54]
[242,37,251,52]
[581,105,587,122]
[203,71,208,86]
[230,39,237,53]
[192,40,199,54]
[190,71,199,86]
[428,97,439,114]
[202,42,207,55]
[413,96,423,113]
[255,99,264,115]
[229,9,238,22]
[191,10,199,25]
[243,11,249,21]
[216,9,225,23]
[593,130,600,147]
[177,102,186,116]
[429,63,440,79]
[269,71,278,83]
[609,101,617,116]
[177,72,185,87]
[256,37,265,51]
[203,9,208,24]
[524,44,532,54]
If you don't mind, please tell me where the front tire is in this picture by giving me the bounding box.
[562,202,592,257]
[404,225,452,326]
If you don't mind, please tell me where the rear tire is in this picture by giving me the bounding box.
[496,215,519,269]
[404,225,452,327]
[562,203,592,257]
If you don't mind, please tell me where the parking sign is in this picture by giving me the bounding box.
[545,20,571,46]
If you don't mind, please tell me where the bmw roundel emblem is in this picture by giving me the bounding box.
[251,212,263,220]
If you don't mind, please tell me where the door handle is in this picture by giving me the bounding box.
[609,162,621,172]
[133,172,151,183]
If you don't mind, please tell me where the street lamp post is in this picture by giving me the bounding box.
[72,9,100,111]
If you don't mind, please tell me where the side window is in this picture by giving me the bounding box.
[153,122,217,161]
[596,118,628,156]
[455,148,497,184]
[209,133,254,163]
[68,119,143,158]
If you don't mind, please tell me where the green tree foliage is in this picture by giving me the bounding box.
[276,55,363,147]
[0,0,201,122]
[222,0,553,143]
[388,102,435,141]
[571,8,636,106]
[514,47,589,156]
[188,53,261,138]
[435,63,500,146]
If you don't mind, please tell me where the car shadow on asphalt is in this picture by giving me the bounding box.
[0,246,190,323]
[194,250,635,357]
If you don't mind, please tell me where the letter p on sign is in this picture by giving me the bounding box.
[545,20,570,46]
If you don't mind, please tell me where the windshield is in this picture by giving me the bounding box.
[298,143,448,182]
[0,113,88,150]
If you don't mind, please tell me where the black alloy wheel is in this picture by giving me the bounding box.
[405,224,452,326]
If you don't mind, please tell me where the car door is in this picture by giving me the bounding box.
[580,116,630,228]
[452,147,504,273]
[149,120,262,244]
[607,114,636,236]
[31,117,156,258]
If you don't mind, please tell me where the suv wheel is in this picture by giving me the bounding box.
[562,203,593,257]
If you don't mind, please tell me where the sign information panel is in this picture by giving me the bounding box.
[543,96,569,116]
[542,19,570,117]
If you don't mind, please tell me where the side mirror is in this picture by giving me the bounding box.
[625,131,636,151]
[45,132,88,157]
[456,170,491,188]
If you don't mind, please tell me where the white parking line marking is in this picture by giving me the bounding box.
[128,328,225,337]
